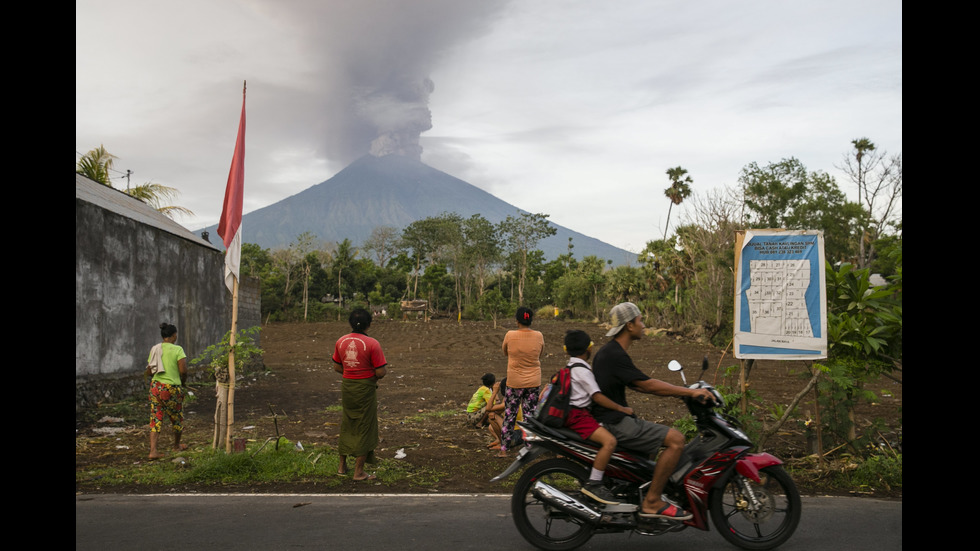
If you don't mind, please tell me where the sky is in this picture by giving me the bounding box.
[76,0,902,254]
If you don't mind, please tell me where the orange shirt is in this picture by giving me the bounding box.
[502,328,544,388]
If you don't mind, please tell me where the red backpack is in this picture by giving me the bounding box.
[536,363,577,428]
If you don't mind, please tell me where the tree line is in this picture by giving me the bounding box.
[243,138,902,350]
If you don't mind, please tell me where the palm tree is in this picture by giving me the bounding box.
[851,138,875,267]
[76,145,193,220]
[127,182,194,219]
[663,166,693,240]
[76,145,117,186]
[851,137,875,207]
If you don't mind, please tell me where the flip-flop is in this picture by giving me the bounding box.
[353,474,377,481]
[638,503,693,520]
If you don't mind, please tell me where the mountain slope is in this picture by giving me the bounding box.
[200,154,636,264]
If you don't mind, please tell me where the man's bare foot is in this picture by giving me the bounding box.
[148,452,165,460]
[337,463,348,476]
[486,440,501,448]
[353,473,377,481]
[495,450,509,458]
[173,443,189,451]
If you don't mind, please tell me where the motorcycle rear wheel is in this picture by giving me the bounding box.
[709,465,801,550]
[511,458,595,551]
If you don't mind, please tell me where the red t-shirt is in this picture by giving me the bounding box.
[332,333,387,379]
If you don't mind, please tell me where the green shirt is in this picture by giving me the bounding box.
[150,342,187,386]
[466,385,493,413]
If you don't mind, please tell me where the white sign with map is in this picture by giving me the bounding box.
[734,230,827,360]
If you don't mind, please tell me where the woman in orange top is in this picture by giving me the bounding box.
[498,306,544,457]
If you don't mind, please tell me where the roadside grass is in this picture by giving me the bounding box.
[76,437,445,489]
[76,400,449,490]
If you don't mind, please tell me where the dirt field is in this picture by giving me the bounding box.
[75,319,902,496]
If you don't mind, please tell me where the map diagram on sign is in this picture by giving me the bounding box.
[745,259,813,337]
[734,229,826,360]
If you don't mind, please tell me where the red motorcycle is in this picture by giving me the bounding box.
[492,358,801,550]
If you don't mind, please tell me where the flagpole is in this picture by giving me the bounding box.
[226,276,239,453]
[218,80,246,453]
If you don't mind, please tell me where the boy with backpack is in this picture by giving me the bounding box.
[562,330,634,505]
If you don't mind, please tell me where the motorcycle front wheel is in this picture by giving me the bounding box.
[709,465,801,550]
[511,457,595,551]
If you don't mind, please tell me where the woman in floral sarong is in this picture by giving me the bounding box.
[332,309,387,480]
[145,322,188,460]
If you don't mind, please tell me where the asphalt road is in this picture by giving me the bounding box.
[75,493,901,550]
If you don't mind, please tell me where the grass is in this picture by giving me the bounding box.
[76,437,444,489]
[76,396,451,490]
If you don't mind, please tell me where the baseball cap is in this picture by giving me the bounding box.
[605,302,641,337]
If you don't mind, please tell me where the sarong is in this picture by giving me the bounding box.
[338,377,379,464]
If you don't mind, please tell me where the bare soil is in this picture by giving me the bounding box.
[75,319,902,497]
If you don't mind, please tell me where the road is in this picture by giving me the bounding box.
[76,493,901,550]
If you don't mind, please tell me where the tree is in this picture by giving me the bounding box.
[126,182,194,219]
[837,138,903,268]
[462,214,502,301]
[332,238,357,319]
[270,247,301,313]
[578,256,607,321]
[400,217,445,299]
[289,232,323,321]
[76,145,193,220]
[476,288,508,328]
[499,212,556,305]
[739,159,809,228]
[663,166,693,240]
[362,225,402,268]
[740,158,864,264]
[818,261,902,447]
[76,145,116,185]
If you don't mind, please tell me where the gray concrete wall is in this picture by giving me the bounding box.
[75,191,262,411]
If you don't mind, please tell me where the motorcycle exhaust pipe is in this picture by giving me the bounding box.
[531,480,603,524]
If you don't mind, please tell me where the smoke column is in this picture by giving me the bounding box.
[253,0,508,164]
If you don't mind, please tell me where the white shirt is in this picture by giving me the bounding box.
[567,358,601,409]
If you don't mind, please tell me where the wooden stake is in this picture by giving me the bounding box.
[225,276,239,453]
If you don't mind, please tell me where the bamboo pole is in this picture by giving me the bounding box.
[225,276,239,453]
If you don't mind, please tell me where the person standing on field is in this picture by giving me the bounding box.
[146,322,188,460]
[498,306,543,458]
[332,308,388,481]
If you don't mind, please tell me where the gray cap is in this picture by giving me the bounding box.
[605,302,641,337]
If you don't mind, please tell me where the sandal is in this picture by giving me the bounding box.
[638,503,693,520]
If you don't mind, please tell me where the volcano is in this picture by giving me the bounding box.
[199,154,636,264]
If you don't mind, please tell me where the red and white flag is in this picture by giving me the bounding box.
[217,84,246,294]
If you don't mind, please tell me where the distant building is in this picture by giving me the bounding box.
[75,174,260,411]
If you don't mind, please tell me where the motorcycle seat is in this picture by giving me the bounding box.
[520,417,656,463]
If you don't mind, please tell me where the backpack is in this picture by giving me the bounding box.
[536,364,576,428]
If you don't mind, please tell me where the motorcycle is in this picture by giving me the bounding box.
[491,357,801,551]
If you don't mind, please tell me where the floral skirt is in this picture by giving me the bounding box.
[149,380,184,433]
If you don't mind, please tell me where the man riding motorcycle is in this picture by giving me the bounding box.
[591,302,714,520]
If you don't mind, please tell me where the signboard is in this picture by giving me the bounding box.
[734,229,827,360]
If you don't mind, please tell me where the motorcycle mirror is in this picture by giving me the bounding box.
[700,356,709,376]
[668,360,683,372]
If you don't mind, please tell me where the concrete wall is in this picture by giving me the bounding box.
[75,182,261,411]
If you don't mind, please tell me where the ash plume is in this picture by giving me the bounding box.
[255,0,508,165]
